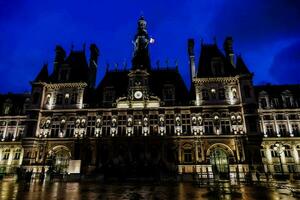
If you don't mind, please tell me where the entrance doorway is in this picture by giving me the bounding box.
[210,148,229,179]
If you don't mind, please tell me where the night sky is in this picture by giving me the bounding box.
[1,0,300,93]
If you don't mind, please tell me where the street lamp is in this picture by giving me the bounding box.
[273,142,285,175]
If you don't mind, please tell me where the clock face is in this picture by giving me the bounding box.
[134,91,143,99]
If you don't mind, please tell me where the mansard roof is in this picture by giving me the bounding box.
[197,44,237,78]
[95,67,189,107]
[0,93,30,116]
[254,84,300,101]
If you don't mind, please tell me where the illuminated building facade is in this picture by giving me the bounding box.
[0,17,299,180]
[256,85,300,175]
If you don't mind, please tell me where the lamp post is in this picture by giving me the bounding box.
[273,142,285,175]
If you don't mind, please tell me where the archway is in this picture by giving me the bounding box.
[209,147,230,180]
[48,146,71,174]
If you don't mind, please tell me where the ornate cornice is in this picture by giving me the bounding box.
[193,76,239,83]
[44,82,87,89]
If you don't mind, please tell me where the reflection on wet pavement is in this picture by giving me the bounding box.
[0,180,299,200]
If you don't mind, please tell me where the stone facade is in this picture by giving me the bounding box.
[0,17,299,180]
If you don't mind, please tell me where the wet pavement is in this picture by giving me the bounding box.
[0,180,299,200]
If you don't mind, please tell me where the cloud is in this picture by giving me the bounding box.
[269,40,300,84]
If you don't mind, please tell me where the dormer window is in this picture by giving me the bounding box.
[211,88,216,99]
[259,98,267,109]
[59,69,70,81]
[232,88,237,98]
[71,93,78,104]
[218,88,225,100]
[4,105,11,115]
[211,58,224,76]
[202,89,209,100]
[163,84,175,101]
[46,94,51,105]
[103,87,115,103]
[65,93,70,104]
[282,90,293,108]
[56,94,63,105]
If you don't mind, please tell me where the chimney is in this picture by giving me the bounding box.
[223,37,234,66]
[188,38,196,80]
[89,44,99,88]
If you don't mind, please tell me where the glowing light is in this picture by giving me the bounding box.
[150,38,155,44]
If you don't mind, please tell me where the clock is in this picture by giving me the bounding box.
[134,91,143,99]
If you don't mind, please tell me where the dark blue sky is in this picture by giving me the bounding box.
[1,0,300,93]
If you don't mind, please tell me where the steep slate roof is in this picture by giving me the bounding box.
[34,64,49,82]
[236,55,251,75]
[150,68,189,106]
[95,67,189,107]
[96,70,129,106]
[197,44,237,78]
[48,50,90,83]
[254,84,300,99]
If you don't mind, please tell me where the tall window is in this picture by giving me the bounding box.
[292,124,299,136]
[182,114,191,135]
[14,149,21,160]
[284,146,292,157]
[204,121,214,135]
[279,124,287,136]
[165,114,174,135]
[221,121,231,134]
[266,124,274,136]
[51,124,60,137]
[260,98,267,108]
[87,116,96,137]
[3,149,10,160]
[117,115,127,136]
[183,149,193,163]
[66,123,74,137]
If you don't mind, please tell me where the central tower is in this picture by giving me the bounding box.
[131,16,151,71]
[117,16,160,108]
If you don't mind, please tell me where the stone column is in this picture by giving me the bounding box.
[13,121,19,140]
[178,141,182,163]
[195,140,199,163]
[261,115,267,136]
[273,114,279,136]
[3,120,8,140]
[286,114,293,136]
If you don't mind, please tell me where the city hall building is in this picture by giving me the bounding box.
[0,17,299,180]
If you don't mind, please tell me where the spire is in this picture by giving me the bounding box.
[89,44,99,88]
[188,38,196,79]
[223,36,235,66]
[131,16,151,71]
